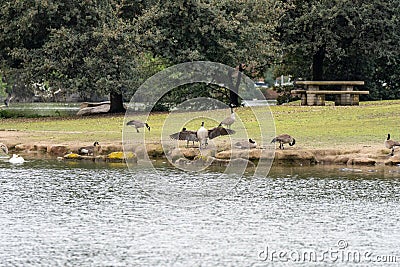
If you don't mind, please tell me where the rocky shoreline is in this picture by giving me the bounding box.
[4,142,400,167]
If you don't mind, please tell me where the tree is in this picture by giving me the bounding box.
[0,0,161,113]
[0,0,292,110]
[276,0,400,99]
[31,1,138,113]
[136,0,285,106]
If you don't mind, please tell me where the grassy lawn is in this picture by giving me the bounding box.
[1,100,400,149]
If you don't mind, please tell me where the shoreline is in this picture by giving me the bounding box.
[3,139,400,167]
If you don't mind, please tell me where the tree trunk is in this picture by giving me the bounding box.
[312,46,325,80]
[109,91,126,113]
[229,63,245,107]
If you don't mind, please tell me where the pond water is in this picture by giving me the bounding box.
[1,159,400,266]
[3,103,80,117]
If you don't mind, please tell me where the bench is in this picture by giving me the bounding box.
[291,81,368,106]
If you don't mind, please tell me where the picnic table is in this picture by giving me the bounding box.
[291,81,369,106]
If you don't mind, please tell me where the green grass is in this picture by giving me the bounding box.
[1,100,400,148]
[272,100,400,148]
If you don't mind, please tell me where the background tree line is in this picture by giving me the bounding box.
[0,0,399,112]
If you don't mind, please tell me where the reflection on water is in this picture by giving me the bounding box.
[1,160,400,265]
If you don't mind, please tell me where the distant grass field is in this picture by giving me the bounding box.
[1,100,400,149]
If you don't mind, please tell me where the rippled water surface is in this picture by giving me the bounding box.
[1,160,400,266]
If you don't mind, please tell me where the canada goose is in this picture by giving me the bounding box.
[271,134,296,149]
[219,105,235,129]
[78,141,101,156]
[0,143,8,154]
[235,138,257,149]
[385,133,400,156]
[208,126,235,139]
[9,154,24,164]
[170,127,199,147]
[126,120,150,133]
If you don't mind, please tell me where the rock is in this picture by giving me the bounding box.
[334,156,351,165]
[248,149,262,160]
[131,144,164,159]
[207,157,229,166]
[384,155,400,166]
[33,144,48,153]
[100,144,122,154]
[48,145,69,156]
[215,149,266,161]
[133,145,146,158]
[274,150,317,165]
[318,155,350,165]
[175,157,190,165]
[215,150,234,159]
[215,149,246,159]
[183,148,201,159]
[77,103,110,115]
[14,144,32,152]
[169,148,197,161]
[169,148,182,161]
[64,153,82,159]
[146,144,164,158]
[106,151,137,163]
[347,157,376,166]
[191,155,212,166]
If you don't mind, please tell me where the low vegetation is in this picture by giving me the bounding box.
[1,100,399,150]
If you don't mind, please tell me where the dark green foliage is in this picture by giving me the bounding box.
[136,0,282,106]
[274,85,298,105]
[152,83,230,111]
[1,0,399,113]
[277,0,400,100]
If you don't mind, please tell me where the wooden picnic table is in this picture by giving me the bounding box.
[291,81,368,106]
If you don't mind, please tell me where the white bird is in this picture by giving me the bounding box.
[126,120,151,133]
[219,105,236,129]
[9,154,24,164]
[235,138,257,149]
[196,122,236,149]
[0,143,8,155]
[197,122,209,149]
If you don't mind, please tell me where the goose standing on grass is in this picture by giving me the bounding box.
[219,105,236,129]
[0,143,8,155]
[235,138,257,149]
[271,134,296,150]
[170,128,199,148]
[9,154,24,164]
[78,141,101,156]
[385,133,400,156]
[126,120,151,133]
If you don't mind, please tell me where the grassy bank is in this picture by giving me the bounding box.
[1,100,400,150]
